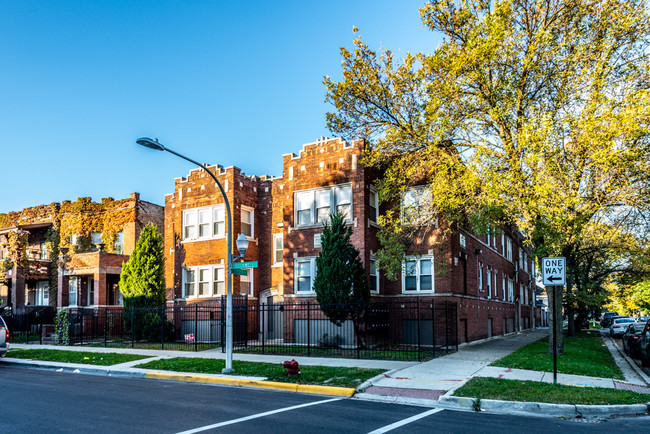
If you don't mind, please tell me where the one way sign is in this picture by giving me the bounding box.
[542,257,566,286]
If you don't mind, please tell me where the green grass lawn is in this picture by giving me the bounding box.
[454,377,650,405]
[7,349,151,366]
[491,331,623,379]
[136,357,385,388]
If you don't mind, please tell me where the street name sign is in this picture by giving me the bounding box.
[542,257,566,286]
[231,269,248,276]
[231,261,258,270]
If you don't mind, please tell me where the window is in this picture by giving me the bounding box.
[506,237,513,261]
[69,276,78,306]
[88,278,95,306]
[272,233,283,265]
[240,270,253,296]
[460,233,466,248]
[486,268,492,298]
[184,269,195,298]
[213,267,225,296]
[35,281,49,306]
[493,270,498,299]
[70,234,78,246]
[114,232,124,254]
[198,267,210,296]
[519,249,524,269]
[40,242,48,260]
[523,284,529,304]
[369,188,378,222]
[241,206,254,237]
[402,256,434,293]
[508,279,514,302]
[293,184,353,227]
[478,263,484,292]
[91,232,102,244]
[502,276,507,301]
[486,231,491,248]
[183,205,226,241]
[501,233,505,256]
[401,186,431,225]
[294,257,317,293]
[184,265,226,298]
[370,258,379,293]
[524,253,528,273]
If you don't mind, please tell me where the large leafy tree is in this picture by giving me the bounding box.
[325,0,650,352]
[314,213,370,338]
[119,223,166,307]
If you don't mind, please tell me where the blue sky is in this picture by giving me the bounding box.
[1,1,440,213]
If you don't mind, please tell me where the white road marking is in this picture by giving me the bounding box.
[175,397,343,433]
[367,408,445,434]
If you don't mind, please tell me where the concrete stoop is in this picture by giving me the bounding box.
[437,396,650,418]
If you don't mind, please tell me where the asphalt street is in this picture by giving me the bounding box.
[2,366,649,433]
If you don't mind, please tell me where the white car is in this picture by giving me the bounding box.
[610,317,635,337]
[0,316,8,356]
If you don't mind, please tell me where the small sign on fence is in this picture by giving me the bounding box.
[184,333,195,343]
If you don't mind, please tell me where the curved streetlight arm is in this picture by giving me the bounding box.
[137,137,235,373]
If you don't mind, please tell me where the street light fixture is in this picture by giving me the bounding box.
[136,137,240,373]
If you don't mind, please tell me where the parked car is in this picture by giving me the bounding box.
[609,317,635,337]
[622,324,644,357]
[0,316,8,357]
[639,322,650,367]
[601,312,619,328]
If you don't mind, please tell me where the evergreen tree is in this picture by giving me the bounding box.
[119,223,166,307]
[314,213,370,327]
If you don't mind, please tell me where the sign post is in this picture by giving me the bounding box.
[542,257,566,385]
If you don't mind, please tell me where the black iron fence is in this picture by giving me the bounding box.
[5,298,457,361]
[1,306,56,344]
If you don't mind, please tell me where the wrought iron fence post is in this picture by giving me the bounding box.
[104,307,108,348]
[431,300,436,359]
[131,307,135,349]
[307,302,311,357]
[161,306,165,350]
[195,304,198,352]
[417,297,421,362]
[261,303,265,355]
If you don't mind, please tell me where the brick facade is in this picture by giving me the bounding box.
[164,137,539,344]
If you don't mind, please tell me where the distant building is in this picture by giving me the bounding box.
[164,137,538,344]
[0,193,163,314]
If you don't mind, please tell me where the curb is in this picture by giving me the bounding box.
[356,368,401,393]
[144,371,356,397]
[437,396,650,418]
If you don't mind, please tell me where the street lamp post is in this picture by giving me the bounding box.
[136,137,242,373]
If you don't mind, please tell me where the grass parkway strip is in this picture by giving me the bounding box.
[7,349,150,366]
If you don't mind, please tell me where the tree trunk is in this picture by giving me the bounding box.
[567,306,576,338]
[548,285,565,355]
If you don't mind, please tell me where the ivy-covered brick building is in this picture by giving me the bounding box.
[0,193,163,314]
[164,137,540,345]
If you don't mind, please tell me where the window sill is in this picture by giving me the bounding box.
[293,292,316,296]
[272,263,283,268]
[182,236,227,244]
[401,291,435,295]
[292,220,353,230]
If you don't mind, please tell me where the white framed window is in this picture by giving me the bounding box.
[272,233,283,266]
[198,267,210,297]
[401,186,431,225]
[402,256,434,293]
[519,249,524,269]
[501,233,505,256]
[114,232,124,254]
[184,269,196,298]
[183,264,226,299]
[502,275,507,301]
[486,230,491,247]
[493,270,498,299]
[523,284,528,304]
[240,270,253,296]
[241,206,254,238]
[70,234,78,246]
[460,233,466,248]
[293,183,353,227]
[213,266,225,296]
[486,268,492,298]
[88,278,94,306]
[69,276,78,306]
[370,258,379,293]
[35,281,49,306]
[369,187,378,222]
[183,205,226,241]
[524,253,529,273]
[478,263,484,292]
[508,278,514,302]
[294,257,317,293]
[506,237,513,261]
[40,242,49,260]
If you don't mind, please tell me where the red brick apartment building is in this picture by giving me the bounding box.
[0,193,163,314]
[165,137,538,344]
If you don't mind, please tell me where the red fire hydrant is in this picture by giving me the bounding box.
[283,359,300,376]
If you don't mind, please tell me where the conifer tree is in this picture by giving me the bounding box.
[119,223,165,307]
[314,213,370,327]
